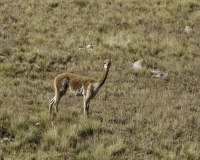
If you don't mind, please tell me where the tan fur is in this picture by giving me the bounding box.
[49,59,111,116]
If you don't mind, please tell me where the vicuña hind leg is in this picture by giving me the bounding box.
[49,77,68,114]
[48,93,62,114]
[54,94,61,112]
[54,85,68,113]
[49,96,56,114]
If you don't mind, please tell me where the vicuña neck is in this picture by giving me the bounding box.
[96,68,109,88]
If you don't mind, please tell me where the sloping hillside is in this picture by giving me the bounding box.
[0,0,200,159]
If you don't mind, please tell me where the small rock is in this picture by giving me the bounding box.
[1,137,9,143]
[51,121,54,127]
[86,44,93,49]
[152,73,169,78]
[151,70,161,75]
[132,59,168,79]
[113,46,120,50]
[79,44,93,50]
[185,26,192,33]
[35,122,40,126]
[78,47,84,50]
[132,59,144,69]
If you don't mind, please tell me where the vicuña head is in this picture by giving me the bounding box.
[49,59,111,116]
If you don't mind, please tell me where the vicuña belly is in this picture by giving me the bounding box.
[69,86,84,96]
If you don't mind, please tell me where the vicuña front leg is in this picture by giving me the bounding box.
[83,96,90,116]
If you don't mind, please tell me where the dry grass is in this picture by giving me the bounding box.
[1,0,200,159]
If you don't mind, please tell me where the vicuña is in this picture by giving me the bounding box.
[49,59,111,116]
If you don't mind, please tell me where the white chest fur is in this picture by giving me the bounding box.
[92,83,100,92]
[88,83,100,95]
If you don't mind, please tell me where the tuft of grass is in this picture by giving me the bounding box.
[78,117,102,138]
[41,128,58,151]
[108,140,125,156]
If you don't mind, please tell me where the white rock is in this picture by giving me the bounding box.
[132,59,144,69]
[1,137,9,143]
[152,73,169,78]
[51,121,54,127]
[132,59,168,78]
[79,44,93,50]
[35,122,40,126]
[185,26,192,33]
[151,70,161,74]
[86,44,93,49]
[78,47,85,50]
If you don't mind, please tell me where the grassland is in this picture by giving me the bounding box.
[1,0,200,159]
